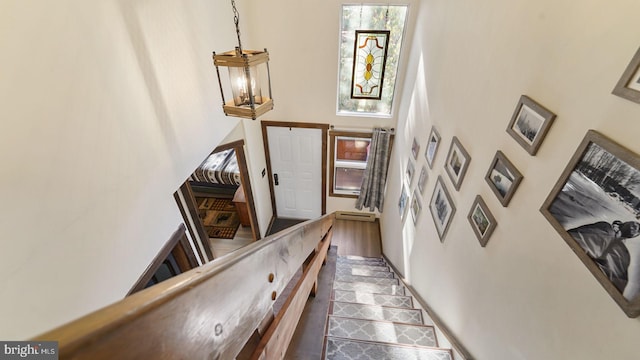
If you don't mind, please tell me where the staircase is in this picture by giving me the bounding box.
[323,255,454,360]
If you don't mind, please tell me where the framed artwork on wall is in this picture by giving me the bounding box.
[411,190,422,225]
[425,126,441,168]
[429,176,456,242]
[406,159,415,185]
[540,130,640,318]
[398,183,409,221]
[612,46,640,104]
[467,195,497,247]
[411,137,420,160]
[444,136,471,191]
[485,151,523,207]
[417,166,428,195]
[506,95,556,156]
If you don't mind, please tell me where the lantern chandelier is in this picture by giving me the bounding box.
[213,0,273,120]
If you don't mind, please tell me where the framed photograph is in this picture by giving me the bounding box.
[506,95,556,156]
[424,127,441,168]
[612,46,640,104]
[406,159,415,185]
[444,136,471,191]
[410,190,422,225]
[541,130,640,317]
[429,176,456,242]
[411,137,420,160]
[398,183,409,221]
[467,195,497,247]
[351,30,390,100]
[485,151,523,207]
[417,166,428,195]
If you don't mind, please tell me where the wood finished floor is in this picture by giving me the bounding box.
[331,219,382,257]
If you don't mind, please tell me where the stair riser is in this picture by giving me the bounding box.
[335,267,395,278]
[333,281,405,296]
[333,290,413,308]
[331,302,423,325]
[335,274,399,285]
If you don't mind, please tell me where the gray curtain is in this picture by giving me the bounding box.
[355,128,392,212]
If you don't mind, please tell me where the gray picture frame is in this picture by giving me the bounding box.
[612,46,640,105]
[506,95,556,156]
[406,159,415,185]
[425,126,441,169]
[417,166,428,195]
[411,137,420,160]
[485,151,523,207]
[411,190,422,225]
[398,183,409,221]
[467,195,497,247]
[444,136,471,191]
[540,130,640,318]
[429,175,456,242]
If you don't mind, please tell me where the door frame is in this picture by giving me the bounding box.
[174,139,261,262]
[261,121,329,219]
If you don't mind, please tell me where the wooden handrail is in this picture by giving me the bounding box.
[33,213,335,360]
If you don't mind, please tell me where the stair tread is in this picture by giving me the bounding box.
[333,281,405,296]
[336,257,386,265]
[327,316,437,347]
[335,263,391,272]
[332,289,413,308]
[324,337,452,360]
[335,267,395,278]
[335,274,399,285]
[331,301,423,325]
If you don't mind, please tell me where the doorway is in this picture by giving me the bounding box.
[262,121,328,224]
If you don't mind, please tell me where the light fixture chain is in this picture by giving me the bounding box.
[231,0,243,52]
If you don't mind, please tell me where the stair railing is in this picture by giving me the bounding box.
[34,213,335,360]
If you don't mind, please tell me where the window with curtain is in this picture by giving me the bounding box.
[330,132,372,197]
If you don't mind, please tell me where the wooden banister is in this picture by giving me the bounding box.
[33,213,335,360]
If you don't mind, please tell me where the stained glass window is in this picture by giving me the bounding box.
[351,30,390,100]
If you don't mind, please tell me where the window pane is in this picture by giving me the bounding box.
[335,167,365,193]
[337,138,370,161]
[337,5,408,116]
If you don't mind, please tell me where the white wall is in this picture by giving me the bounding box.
[381,0,640,358]
[0,0,244,339]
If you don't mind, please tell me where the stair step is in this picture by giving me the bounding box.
[335,267,395,278]
[331,301,423,325]
[333,290,413,308]
[333,281,405,296]
[335,263,390,272]
[335,274,399,285]
[324,337,452,360]
[336,257,386,265]
[327,316,437,347]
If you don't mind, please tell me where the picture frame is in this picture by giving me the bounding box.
[424,127,441,169]
[429,176,456,242]
[411,137,420,160]
[398,183,409,221]
[467,195,497,247]
[417,166,428,195]
[410,190,422,225]
[485,151,523,207]
[612,46,640,104]
[540,130,640,318]
[506,95,556,156]
[444,136,471,191]
[406,159,415,185]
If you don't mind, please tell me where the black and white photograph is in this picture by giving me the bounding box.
[467,195,497,247]
[541,130,640,317]
[425,126,441,168]
[411,190,422,225]
[411,137,420,160]
[417,166,428,195]
[506,95,556,156]
[398,183,409,221]
[485,150,523,207]
[613,46,640,104]
[406,159,415,185]
[445,136,471,191]
[429,176,456,241]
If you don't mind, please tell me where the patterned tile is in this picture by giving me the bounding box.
[333,281,405,296]
[335,267,395,278]
[333,290,413,308]
[335,274,399,285]
[324,337,452,360]
[331,302,423,324]
[327,316,437,347]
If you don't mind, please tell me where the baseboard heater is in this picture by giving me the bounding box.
[335,211,376,222]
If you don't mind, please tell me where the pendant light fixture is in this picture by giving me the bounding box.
[213,0,273,120]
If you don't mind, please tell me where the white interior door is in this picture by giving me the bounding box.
[267,126,322,219]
